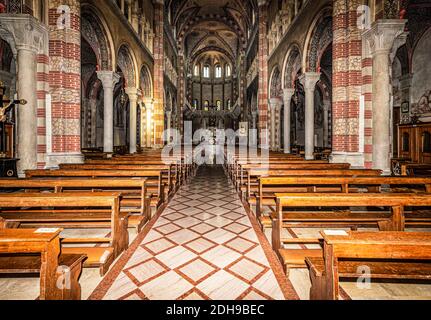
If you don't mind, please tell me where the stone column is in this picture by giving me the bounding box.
[275,101,282,150]
[323,102,330,148]
[283,88,295,153]
[364,20,407,174]
[300,72,321,160]
[269,98,278,150]
[0,15,48,173]
[97,71,120,153]
[16,47,38,172]
[251,111,257,129]
[125,87,139,154]
[257,0,269,148]
[142,98,154,148]
[166,110,172,131]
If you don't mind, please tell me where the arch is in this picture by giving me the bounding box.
[81,4,115,70]
[140,64,153,98]
[189,46,236,74]
[282,43,302,89]
[269,66,282,99]
[303,7,333,72]
[117,44,137,88]
[411,26,431,106]
[177,14,246,50]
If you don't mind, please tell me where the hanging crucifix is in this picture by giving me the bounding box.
[0,81,27,158]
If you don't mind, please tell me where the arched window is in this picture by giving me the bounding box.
[225,65,232,77]
[194,65,200,77]
[215,65,222,78]
[204,100,209,111]
[203,65,210,78]
[227,99,232,109]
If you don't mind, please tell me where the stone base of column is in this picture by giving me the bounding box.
[46,153,85,169]
[330,152,365,168]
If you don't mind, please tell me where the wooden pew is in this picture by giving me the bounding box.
[306,231,431,300]
[247,169,382,207]
[0,178,149,231]
[256,175,431,226]
[0,228,86,300]
[273,193,431,275]
[238,163,352,194]
[0,193,124,276]
[25,169,165,206]
[400,163,431,177]
[59,163,177,195]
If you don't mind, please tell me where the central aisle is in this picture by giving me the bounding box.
[90,166,298,300]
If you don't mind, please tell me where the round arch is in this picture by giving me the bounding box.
[269,66,282,99]
[302,7,333,72]
[81,4,115,70]
[117,44,138,88]
[140,64,153,98]
[282,44,302,89]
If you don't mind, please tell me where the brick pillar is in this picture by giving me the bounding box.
[37,52,50,169]
[178,52,185,135]
[153,0,164,148]
[258,0,269,148]
[47,0,83,166]
[331,0,364,167]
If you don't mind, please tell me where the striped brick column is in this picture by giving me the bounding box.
[178,52,185,135]
[258,0,269,148]
[47,0,83,166]
[331,0,364,166]
[37,53,49,168]
[153,0,165,148]
[362,31,373,168]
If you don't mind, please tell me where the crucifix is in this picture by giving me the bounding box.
[0,81,26,159]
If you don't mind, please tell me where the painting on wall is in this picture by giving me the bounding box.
[401,101,409,113]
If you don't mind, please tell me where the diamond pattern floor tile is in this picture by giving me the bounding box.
[94,166,291,301]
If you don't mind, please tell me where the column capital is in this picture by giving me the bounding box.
[299,72,321,90]
[0,14,48,55]
[97,71,121,89]
[283,88,295,100]
[125,87,141,98]
[269,98,282,109]
[363,20,407,56]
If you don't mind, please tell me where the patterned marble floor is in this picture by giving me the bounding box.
[90,165,298,300]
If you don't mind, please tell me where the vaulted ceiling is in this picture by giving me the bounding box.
[167,0,256,61]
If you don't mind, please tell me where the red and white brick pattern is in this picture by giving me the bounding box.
[48,0,81,155]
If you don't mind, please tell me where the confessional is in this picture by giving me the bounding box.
[392,122,431,175]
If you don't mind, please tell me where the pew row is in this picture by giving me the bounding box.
[273,193,431,275]
[0,228,86,300]
[306,231,431,300]
[0,193,125,276]
[0,178,150,231]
